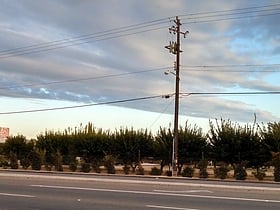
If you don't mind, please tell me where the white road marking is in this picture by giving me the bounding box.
[154,189,213,193]
[1,172,279,192]
[0,192,35,198]
[147,205,199,210]
[31,184,280,203]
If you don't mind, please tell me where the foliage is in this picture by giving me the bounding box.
[3,135,34,168]
[123,164,130,175]
[166,170,172,176]
[91,159,102,173]
[181,166,194,177]
[234,163,247,180]
[0,156,9,168]
[178,122,208,173]
[214,165,229,179]
[103,155,116,174]
[30,150,42,170]
[208,119,270,172]
[21,157,31,169]
[69,161,77,172]
[198,162,209,178]
[113,128,153,171]
[153,127,173,172]
[9,152,18,169]
[3,120,280,181]
[150,167,162,175]
[135,165,144,175]
[252,168,266,181]
[80,162,91,173]
[271,152,280,182]
[55,151,63,171]
[260,122,280,153]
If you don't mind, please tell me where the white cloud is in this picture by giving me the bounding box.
[0,0,280,135]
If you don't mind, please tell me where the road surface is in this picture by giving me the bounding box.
[0,170,279,209]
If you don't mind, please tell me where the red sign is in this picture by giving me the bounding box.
[0,127,9,139]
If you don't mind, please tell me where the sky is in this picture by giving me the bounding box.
[1,0,280,138]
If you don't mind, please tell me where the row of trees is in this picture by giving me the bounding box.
[1,120,280,181]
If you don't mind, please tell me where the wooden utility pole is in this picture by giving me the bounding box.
[165,16,188,176]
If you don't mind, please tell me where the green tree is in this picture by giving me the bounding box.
[260,122,280,153]
[208,119,241,167]
[208,119,265,169]
[113,128,153,172]
[3,135,34,168]
[271,152,280,182]
[153,127,173,172]
[178,122,208,173]
[3,135,28,160]
[73,130,109,172]
[260,122,280,182]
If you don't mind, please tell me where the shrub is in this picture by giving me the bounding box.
[199,168,209,178]
[0,157,9,169]
[69,161,77,172]
[81,162,91,173]
[30,151,42,170]
[135,165,144,175]
[21,158,31,170]
[92,159,102,173]
[252,168,266,181]
[198,159,208,178]
[55,152,63,171]
[150,167,162,176]
[103,155,116,174]
[272,152,280,182]
[181,166,194,177]
[123,164,130,175]
[9,152,18,169]
[274,166,280,182]
[215,166,229,179]
[234,164,247,180]
[166,170,172,176]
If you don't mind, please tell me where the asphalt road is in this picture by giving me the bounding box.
[0,170,280,210]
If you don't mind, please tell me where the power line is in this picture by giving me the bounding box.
[1,4,280,59]
[0,66,170,90]
[0,18,169,55]
[181,64,280,72]
[1,91,279,115]
[180,3,280,18]
[0,20,170,59]
[184,12,280,25]
[182,64,280,68]
[180,3,280,24]
[2,63,278,91]
[148,98,175,130]
[181,91,280,97]
[0,94,165,115]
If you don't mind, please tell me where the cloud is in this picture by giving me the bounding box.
[0,0,280,126]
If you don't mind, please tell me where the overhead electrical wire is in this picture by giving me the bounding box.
[0,4,280,59]
[181,64,280,68]
[180,64,280,72]
[0,66,171,90]
[0,94,166,115]
[1,63,279,91]
[0,19,170,59]
[1,91,280,115]
[180,3,280,18]
[181,91,280,97]
[181,4,280,24]
[1,3,280,116]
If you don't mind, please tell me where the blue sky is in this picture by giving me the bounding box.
[1,0,280,138]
